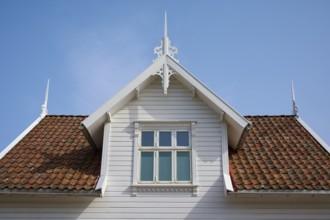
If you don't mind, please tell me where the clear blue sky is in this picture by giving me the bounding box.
[1,0,329,150]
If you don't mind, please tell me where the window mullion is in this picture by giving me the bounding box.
[154,151,157,183]
[173,131,176,148]
[172,131,175,183]
[155,131,157,183]
[173,150,176,183]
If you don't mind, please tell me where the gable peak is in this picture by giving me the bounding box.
[154,12,178,61]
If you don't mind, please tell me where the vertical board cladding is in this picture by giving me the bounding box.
[107,76,224,217]
[0,76,330,219]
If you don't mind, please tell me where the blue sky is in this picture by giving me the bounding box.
[0,0,329,150]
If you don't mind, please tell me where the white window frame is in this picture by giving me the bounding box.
[132,121,198,197]
[139,130,191,184]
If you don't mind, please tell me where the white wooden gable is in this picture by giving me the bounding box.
[81,54,250,149]
[81,13,250,149]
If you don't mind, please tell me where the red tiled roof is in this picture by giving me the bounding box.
[230,115,330,191]
[1,114,329,195]
[0,115,101,194]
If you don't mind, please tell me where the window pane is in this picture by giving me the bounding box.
[141,131,154,147]
[159,131,172,147]
[177,131,189,146]
[159,152,172,181]
[140,152,154,181]
[177,152,190,181]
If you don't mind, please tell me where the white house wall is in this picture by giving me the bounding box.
[108,77,223,198]
[0,77,329,219]
[1,196,330,219]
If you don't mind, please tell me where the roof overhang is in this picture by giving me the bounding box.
[82,55,251,149]
[227,190,330,198]
[0,189,101,197]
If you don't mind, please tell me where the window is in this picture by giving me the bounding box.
[139,130,191,183]
[132,121,197,197]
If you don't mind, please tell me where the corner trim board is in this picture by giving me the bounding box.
[95,122,110,196]
[221,122,234,194]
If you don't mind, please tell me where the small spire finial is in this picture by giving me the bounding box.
[291,81,299,116]
[164,11,167,40]
[153,12,178,61]
[40,79,50,117]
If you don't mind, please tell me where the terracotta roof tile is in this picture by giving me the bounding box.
[230,115,330,192]
[2,114,328,194]
[0,115,101,193]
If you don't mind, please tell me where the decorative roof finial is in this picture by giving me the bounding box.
[163,11,168,55]
[40,79,50,117]
[291,81,299,117]
[154,12,178,61]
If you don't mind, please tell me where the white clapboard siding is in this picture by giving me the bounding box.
[0,77,330,220]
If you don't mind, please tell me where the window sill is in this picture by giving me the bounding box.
[131,184,198,197]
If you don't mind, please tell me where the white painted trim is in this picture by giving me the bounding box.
[296,117,330,153]
[131,184,198,196]
[82,54,249,149]
[166,56,249,128]
[132,121,198,197]
[132,122,140,195]
[82,56,166,129]
[95,122,110,197]
[153,12,178,61]
[191,122,197,193]
[137,120,194,128]
[221,122,234,195]
[0,115,45,160]
[135,87,140,99]
[166,56,250,149]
